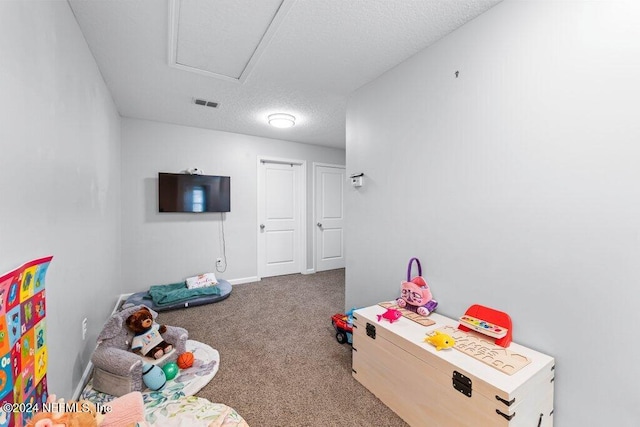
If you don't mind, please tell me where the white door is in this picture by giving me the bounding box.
[258,160,304,278]
[315,164,345,271]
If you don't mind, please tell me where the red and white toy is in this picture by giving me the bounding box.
[457,304,513,348]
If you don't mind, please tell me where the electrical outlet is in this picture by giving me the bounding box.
[82,318,88,340]
[216,258,223,268]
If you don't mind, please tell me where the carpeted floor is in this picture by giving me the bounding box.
[157,269,408,427]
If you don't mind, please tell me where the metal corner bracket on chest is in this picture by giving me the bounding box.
[452,370,519,421]
[452,370,472,397]
[366,322,376,339]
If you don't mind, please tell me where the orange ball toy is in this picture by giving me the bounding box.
[177,352,194,369]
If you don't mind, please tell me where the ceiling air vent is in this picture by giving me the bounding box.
[194,98,219,108]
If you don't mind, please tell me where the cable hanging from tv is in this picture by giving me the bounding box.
[216,212,227,274]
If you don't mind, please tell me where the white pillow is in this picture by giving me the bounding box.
[186,273,218,289]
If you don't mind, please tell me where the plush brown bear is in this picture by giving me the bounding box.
[125,307,173,359]
[26,395,103,427]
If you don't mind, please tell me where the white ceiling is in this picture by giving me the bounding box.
[68,0,502,149]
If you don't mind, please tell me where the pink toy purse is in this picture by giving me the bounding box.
[397,257,438,316]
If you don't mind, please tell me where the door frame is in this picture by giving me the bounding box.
[312,162,346,273]
[257,156,307,279]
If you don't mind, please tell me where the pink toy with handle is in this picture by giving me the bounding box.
[396,257,438,316]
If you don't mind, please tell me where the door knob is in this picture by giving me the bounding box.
[260,224,265,229]
[317,222,323,227]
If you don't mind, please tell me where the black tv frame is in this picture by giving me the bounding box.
[158,172,230,213]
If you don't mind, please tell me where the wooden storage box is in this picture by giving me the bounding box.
[352,304,554,427]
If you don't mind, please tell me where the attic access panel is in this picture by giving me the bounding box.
[169,0,293,83]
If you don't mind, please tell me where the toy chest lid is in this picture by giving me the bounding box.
[352,304,555,413]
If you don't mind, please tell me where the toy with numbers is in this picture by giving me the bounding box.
[457,304,512,348]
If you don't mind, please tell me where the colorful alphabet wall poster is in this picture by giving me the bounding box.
[0,256,52,427]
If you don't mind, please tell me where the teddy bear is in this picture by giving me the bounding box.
[26,396,103,427]
[125,306,173,359]
[26,392,145,427]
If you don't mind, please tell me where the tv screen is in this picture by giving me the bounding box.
[158,172,230,213]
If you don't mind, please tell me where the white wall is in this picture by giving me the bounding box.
[121,118,345,290]
[346,0,640,425]
[0,1,122,399]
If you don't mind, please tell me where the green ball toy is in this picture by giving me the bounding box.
[162,362,179,381]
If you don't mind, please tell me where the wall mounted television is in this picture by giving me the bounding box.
[158,172,231,213]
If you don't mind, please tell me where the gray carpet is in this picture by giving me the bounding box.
[157,269,408,427]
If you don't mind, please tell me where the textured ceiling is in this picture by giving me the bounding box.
[68,0,502,149]
[171,0,288,81]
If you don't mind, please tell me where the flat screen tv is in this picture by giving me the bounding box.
[158,172,230,213]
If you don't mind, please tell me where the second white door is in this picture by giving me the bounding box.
[315,164,345,272]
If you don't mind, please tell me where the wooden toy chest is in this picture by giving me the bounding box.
[352,305,555,427]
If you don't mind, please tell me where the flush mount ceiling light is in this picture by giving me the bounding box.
[268,113,296,128]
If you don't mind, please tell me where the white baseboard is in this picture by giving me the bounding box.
[72,359,94,400]
[227,276,260,285]
[114,293,132,313]
[302,268,315,275]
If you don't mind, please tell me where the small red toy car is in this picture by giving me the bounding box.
[331,312,354,345]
